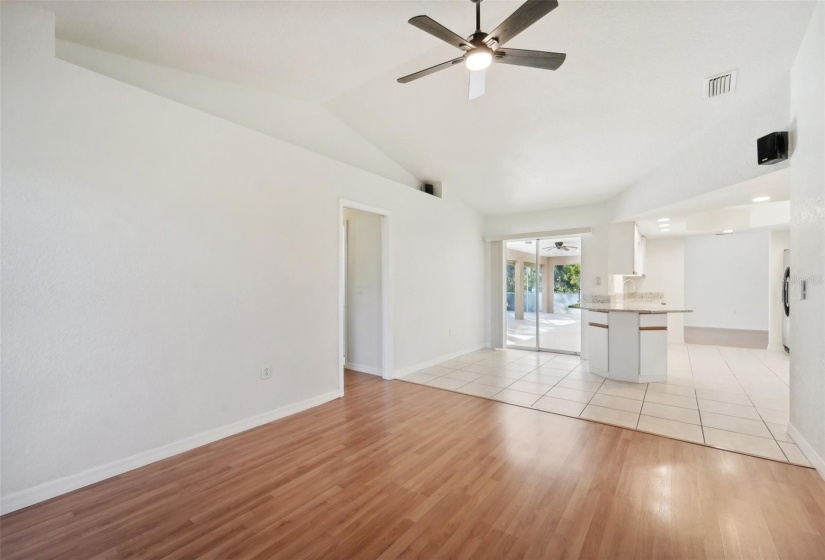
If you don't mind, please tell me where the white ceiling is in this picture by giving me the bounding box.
[34,1,815,215]
[637,167,791,238]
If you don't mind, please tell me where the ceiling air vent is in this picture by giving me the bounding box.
[703,70,737,99]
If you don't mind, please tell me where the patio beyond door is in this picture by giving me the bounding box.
[505,237,582,354]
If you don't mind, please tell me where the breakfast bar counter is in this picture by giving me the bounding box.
[571,303,693,383]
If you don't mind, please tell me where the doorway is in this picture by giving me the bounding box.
[339,201,393,395]
[505,237,582,354]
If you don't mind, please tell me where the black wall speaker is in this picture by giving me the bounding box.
[757,131,788,165]
[423,183,434,195]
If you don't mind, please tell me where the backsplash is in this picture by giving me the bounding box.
[581,292,664,304]
[624,291,664,301]
[580,294,611,303]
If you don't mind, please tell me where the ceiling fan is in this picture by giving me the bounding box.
[397,0,566,100]
[544,241,577,252]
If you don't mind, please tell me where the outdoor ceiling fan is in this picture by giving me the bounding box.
[397,0,566,100]
[544,241,576,252]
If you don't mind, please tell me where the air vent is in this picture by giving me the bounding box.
[703,70,737,98]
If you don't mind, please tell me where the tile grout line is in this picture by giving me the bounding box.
[635,382,650,430]
[687,345,708,445]
[575,375,604,418]
[411,370,792,459]
[719,346,791,463]
[407,346,806,467]
[747,347,790,388]
[700,346,794,462]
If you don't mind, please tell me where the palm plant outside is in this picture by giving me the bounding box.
[554,264,581,294]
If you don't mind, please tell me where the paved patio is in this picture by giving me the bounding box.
[507,310,581,353]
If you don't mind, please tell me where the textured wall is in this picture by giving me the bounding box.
[789,1,825,473]
[1,7,485,504]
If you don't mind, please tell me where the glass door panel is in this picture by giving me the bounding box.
[505,240,538,350]
[538,237,582,354]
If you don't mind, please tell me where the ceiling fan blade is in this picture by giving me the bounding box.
[483,0,558,47]
[397,57,464,83]
[409,15,473,51]
[494,48,566,70]
[468,69,486,100]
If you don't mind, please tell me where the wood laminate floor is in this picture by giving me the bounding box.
[2,371,825,559]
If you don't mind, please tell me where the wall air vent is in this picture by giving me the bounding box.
[703,70,737,99]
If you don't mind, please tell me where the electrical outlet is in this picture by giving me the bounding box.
[261,364,272,380]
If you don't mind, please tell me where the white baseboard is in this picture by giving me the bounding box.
[788,424,825,480]
[393,344,487,378]
[0,389,341,515]
[345,362,383,376]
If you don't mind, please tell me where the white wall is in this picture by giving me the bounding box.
[768,230,790,350]
[55,39,421,191]
[788,1,825,477]
[487,241,505,348]
[344,209,382,374]
[637,237,686,343]
[0,7,485,511]
[684,232,770,331]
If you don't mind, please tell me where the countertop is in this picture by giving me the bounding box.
[570,302,693,314]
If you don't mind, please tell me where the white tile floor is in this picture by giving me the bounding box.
[398,343,813,467]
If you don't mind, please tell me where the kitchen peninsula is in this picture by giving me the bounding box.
[571,302,693,384]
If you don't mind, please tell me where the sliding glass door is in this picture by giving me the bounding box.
[505,240,538,349]
[538,238,582,353]
[505,237,582,354]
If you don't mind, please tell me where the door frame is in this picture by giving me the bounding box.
[498,232,587,356]
[338,199,394,396]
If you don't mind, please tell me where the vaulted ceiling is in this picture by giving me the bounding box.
[34,1,816,215]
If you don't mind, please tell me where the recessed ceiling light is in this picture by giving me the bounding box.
[657,218,670,222]
[659,223,670,228]
[660,228,671,233]
[722,229,734,234]
[752,196,771,202]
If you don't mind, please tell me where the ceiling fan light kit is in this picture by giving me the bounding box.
[398,0,566,100]
[465,47,493,70]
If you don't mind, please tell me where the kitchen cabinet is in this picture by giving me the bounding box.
[634,224,646,276]
[639,314,667,378]
[586,311,609,374]
[579,304,692,384]
[609,222,646,277]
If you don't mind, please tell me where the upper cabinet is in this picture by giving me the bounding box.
[609,222,646,276]
[634,224,646,276]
